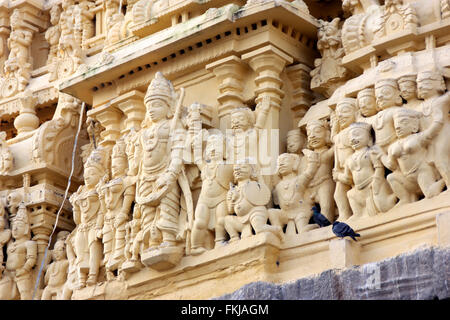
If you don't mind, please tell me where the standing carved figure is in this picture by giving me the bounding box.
[2,9,33,97]
[417,70,450,190]
[190,134,233,255]
[0,132,13,174]
[4,204,37,300]
[331,98,359,221]
[304,120,335,222]
[45,5,62,66]
[339,122,396,219]
[69,147,107,288]
[98,138,135,279]
[229,97,271,171]
[132,72,185,269]
[0,203,11,279]
[310,18,348,97]
[73,0,94,50]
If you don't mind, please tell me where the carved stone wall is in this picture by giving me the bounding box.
[0,0,449,300]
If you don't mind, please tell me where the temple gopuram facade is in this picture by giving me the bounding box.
[0,0,449,300]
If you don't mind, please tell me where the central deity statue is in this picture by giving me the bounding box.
[131,72,186,270]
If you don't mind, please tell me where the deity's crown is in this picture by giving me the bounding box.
[375,78,399,90]
[393,108,421,119]
[144,72,175,107]
[397,74,417,84]
[357,87,375,98]
[13,203,29,225]
[85,146,108,172]
[112,138,127,160]
[336,97,357,109]
[306,119,329,132]
[287,129,303,138]
[349,121,372,132]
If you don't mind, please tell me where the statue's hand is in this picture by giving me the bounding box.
[96,228,102,240]
[114,213,128,229]
[15,267,27,277]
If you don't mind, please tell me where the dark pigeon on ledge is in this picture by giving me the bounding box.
[310,205,331,227]
[332,221,360,241]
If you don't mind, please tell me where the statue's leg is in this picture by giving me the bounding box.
[41,286,51,300]
[87,240,102,286]
[317,181,336,222]
[214,201,228,245]
[418,164,445,198]
[267,208,284,229]
[224,216,243,242]
[112,222,126,264]
[334,181,352,221]
[347,188,365,220]
[250,208,282,238]
[15,275,33,300]
[191,203,210,254]
[387,172,418,206]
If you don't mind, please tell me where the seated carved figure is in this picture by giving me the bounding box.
[268,152,319,235]
[224,159,282,242]
[190,134,233,255]
[384,107,446,206]
[41,235,69,300]
[4,204,37,300]
[339,122,396,219]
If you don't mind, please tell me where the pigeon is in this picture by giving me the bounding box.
[332,221,360,241]
[311,206,331,227]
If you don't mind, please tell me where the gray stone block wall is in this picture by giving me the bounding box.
[215,246,450,300]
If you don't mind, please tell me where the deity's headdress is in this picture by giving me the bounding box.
[12,202,30,236]
[357,87,375,99]
[397,74,417,84]
[144,72,176,116]
[375,78,399,90]
[417,69,446,92]
[84,146,108,174]
[112,138,127,161]
[336,97,357,111]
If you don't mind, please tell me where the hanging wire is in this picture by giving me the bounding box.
[32,102,86,300]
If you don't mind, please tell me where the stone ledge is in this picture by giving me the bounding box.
[216,245,450,300]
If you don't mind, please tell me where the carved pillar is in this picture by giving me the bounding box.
[286,63,314,126]
[242,46,293,179]
[206,55,246,131]
[88,105,123,148]
[115,90,146,134]
[29,204,57,289]
[14,91,38,135]
[242,45,293,130]
[0,5,10,76]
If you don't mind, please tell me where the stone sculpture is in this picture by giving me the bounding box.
[190,134,233,255]
[224,159,282,242]
[41,232,70,300]
[304,120,336,222]
[98,138,135,278]
[269,151,319,235]
[69,147,107,288]
[4,204,37,300]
